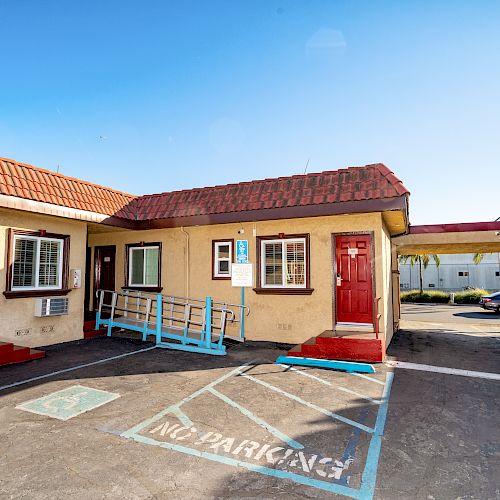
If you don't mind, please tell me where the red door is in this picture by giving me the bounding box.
[335,235,373,324]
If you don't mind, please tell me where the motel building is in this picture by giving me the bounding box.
[0,156,410,364]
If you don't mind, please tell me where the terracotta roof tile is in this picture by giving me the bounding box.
[126,163,409,221]
[0,157,137,218]
[0,158,409,224]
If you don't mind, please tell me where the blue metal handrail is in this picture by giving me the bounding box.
[94,289,249,356]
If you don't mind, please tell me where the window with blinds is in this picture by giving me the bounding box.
[128,246,160,286]
[261,238,306,288]
[11,235,63,290]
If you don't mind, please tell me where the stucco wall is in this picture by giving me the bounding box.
[381,223,395,348]
[88,212,392,344]
[0,208,87,347]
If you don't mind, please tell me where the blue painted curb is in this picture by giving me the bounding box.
[276,355,376,374]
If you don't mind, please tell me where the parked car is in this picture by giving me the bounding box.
[479,292,500,313]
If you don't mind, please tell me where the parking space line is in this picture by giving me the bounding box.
[336,387,381,405]
[122,362,253,438]
[209,388,304,449]
[358,372,394,500]
[241,373,375,434]
[121,363,395,498]
[0,346,158,392]
[127,432,364,499]
[385,361,500,380]
[351,373,385,386]
[337,407,370,487]
[281,365,381,405]
[171,407,193,427]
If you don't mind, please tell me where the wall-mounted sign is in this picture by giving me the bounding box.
[231,263,253,287]
[236,240,249,264]
[348,248,359,258]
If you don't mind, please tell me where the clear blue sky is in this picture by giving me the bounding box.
[1,1,499,224]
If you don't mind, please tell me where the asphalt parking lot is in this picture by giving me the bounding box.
[0,318,499,499]
[401,302,500,329]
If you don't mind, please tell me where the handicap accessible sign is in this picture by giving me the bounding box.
[236,240,249,264]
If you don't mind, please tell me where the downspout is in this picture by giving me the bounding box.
[181,227,190,297]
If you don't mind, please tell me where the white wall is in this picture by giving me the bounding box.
[399,253,500,292]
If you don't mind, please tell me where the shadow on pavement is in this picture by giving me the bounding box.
[0,336,294,397]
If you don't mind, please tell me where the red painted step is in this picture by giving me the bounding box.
[83,319,96,332]
[83,319,107,339]
[0,341,45,367]
[288,336,384,363]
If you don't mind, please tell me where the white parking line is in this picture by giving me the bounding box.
[0,346,158,392]
[385,360,500,381]
[241,373,374,434]
[209,387,304,449]
[351,373,385,386]
[281,365,381,405]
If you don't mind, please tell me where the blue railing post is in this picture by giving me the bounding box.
[205,296,212,348]
[240,287,245,341]
[156,294,163,344]
[95,290,103,330]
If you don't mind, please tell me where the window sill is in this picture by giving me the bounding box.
[122,286,163,293]
[253,287,314,295]
[212,276,231,281]
[3,289,72,299]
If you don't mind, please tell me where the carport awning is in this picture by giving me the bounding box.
[394,221,500,255]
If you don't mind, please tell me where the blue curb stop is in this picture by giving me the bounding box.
[276,355,376,374]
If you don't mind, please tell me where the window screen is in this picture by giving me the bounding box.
[12,236,63,290]
[262,238,306,288]
[129,246,160,286]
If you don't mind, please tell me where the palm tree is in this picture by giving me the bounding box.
[399,254,441,293]
[473,253,484,264]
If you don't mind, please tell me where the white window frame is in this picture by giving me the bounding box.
[213,241,233,278]
[128,245,160,287]
[260,237,307,289]
[11,234,64,291]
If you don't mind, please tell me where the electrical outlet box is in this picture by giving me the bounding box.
[71,269,81,288]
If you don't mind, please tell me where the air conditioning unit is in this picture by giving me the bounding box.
[34,297,69,317]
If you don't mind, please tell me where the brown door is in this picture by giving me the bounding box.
[335,234,373,324]
[94,245,116,302]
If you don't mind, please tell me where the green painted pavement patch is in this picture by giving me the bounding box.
[16,385,120,421]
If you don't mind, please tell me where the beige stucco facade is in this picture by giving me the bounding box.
[88,212,396,345]
[0,205,400,348]
[0,208,87,347]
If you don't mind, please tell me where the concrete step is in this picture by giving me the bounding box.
[288,336,384,363]
[0,341,14,356]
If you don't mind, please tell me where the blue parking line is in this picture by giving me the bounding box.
[241,373,375,434]
[121,365,395,499]
[209,388,304,450]
[337,407,370,487]
[358,372,394,500]
[127,432,364,499]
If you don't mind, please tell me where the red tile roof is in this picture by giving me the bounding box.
[0,157,137,218]
[129,163,409,221]
[0,157,409,225]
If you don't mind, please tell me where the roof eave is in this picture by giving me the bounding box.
[136,196,408,230]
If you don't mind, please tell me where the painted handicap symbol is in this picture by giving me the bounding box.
[41,391,89,413]
[16,385,120,421]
